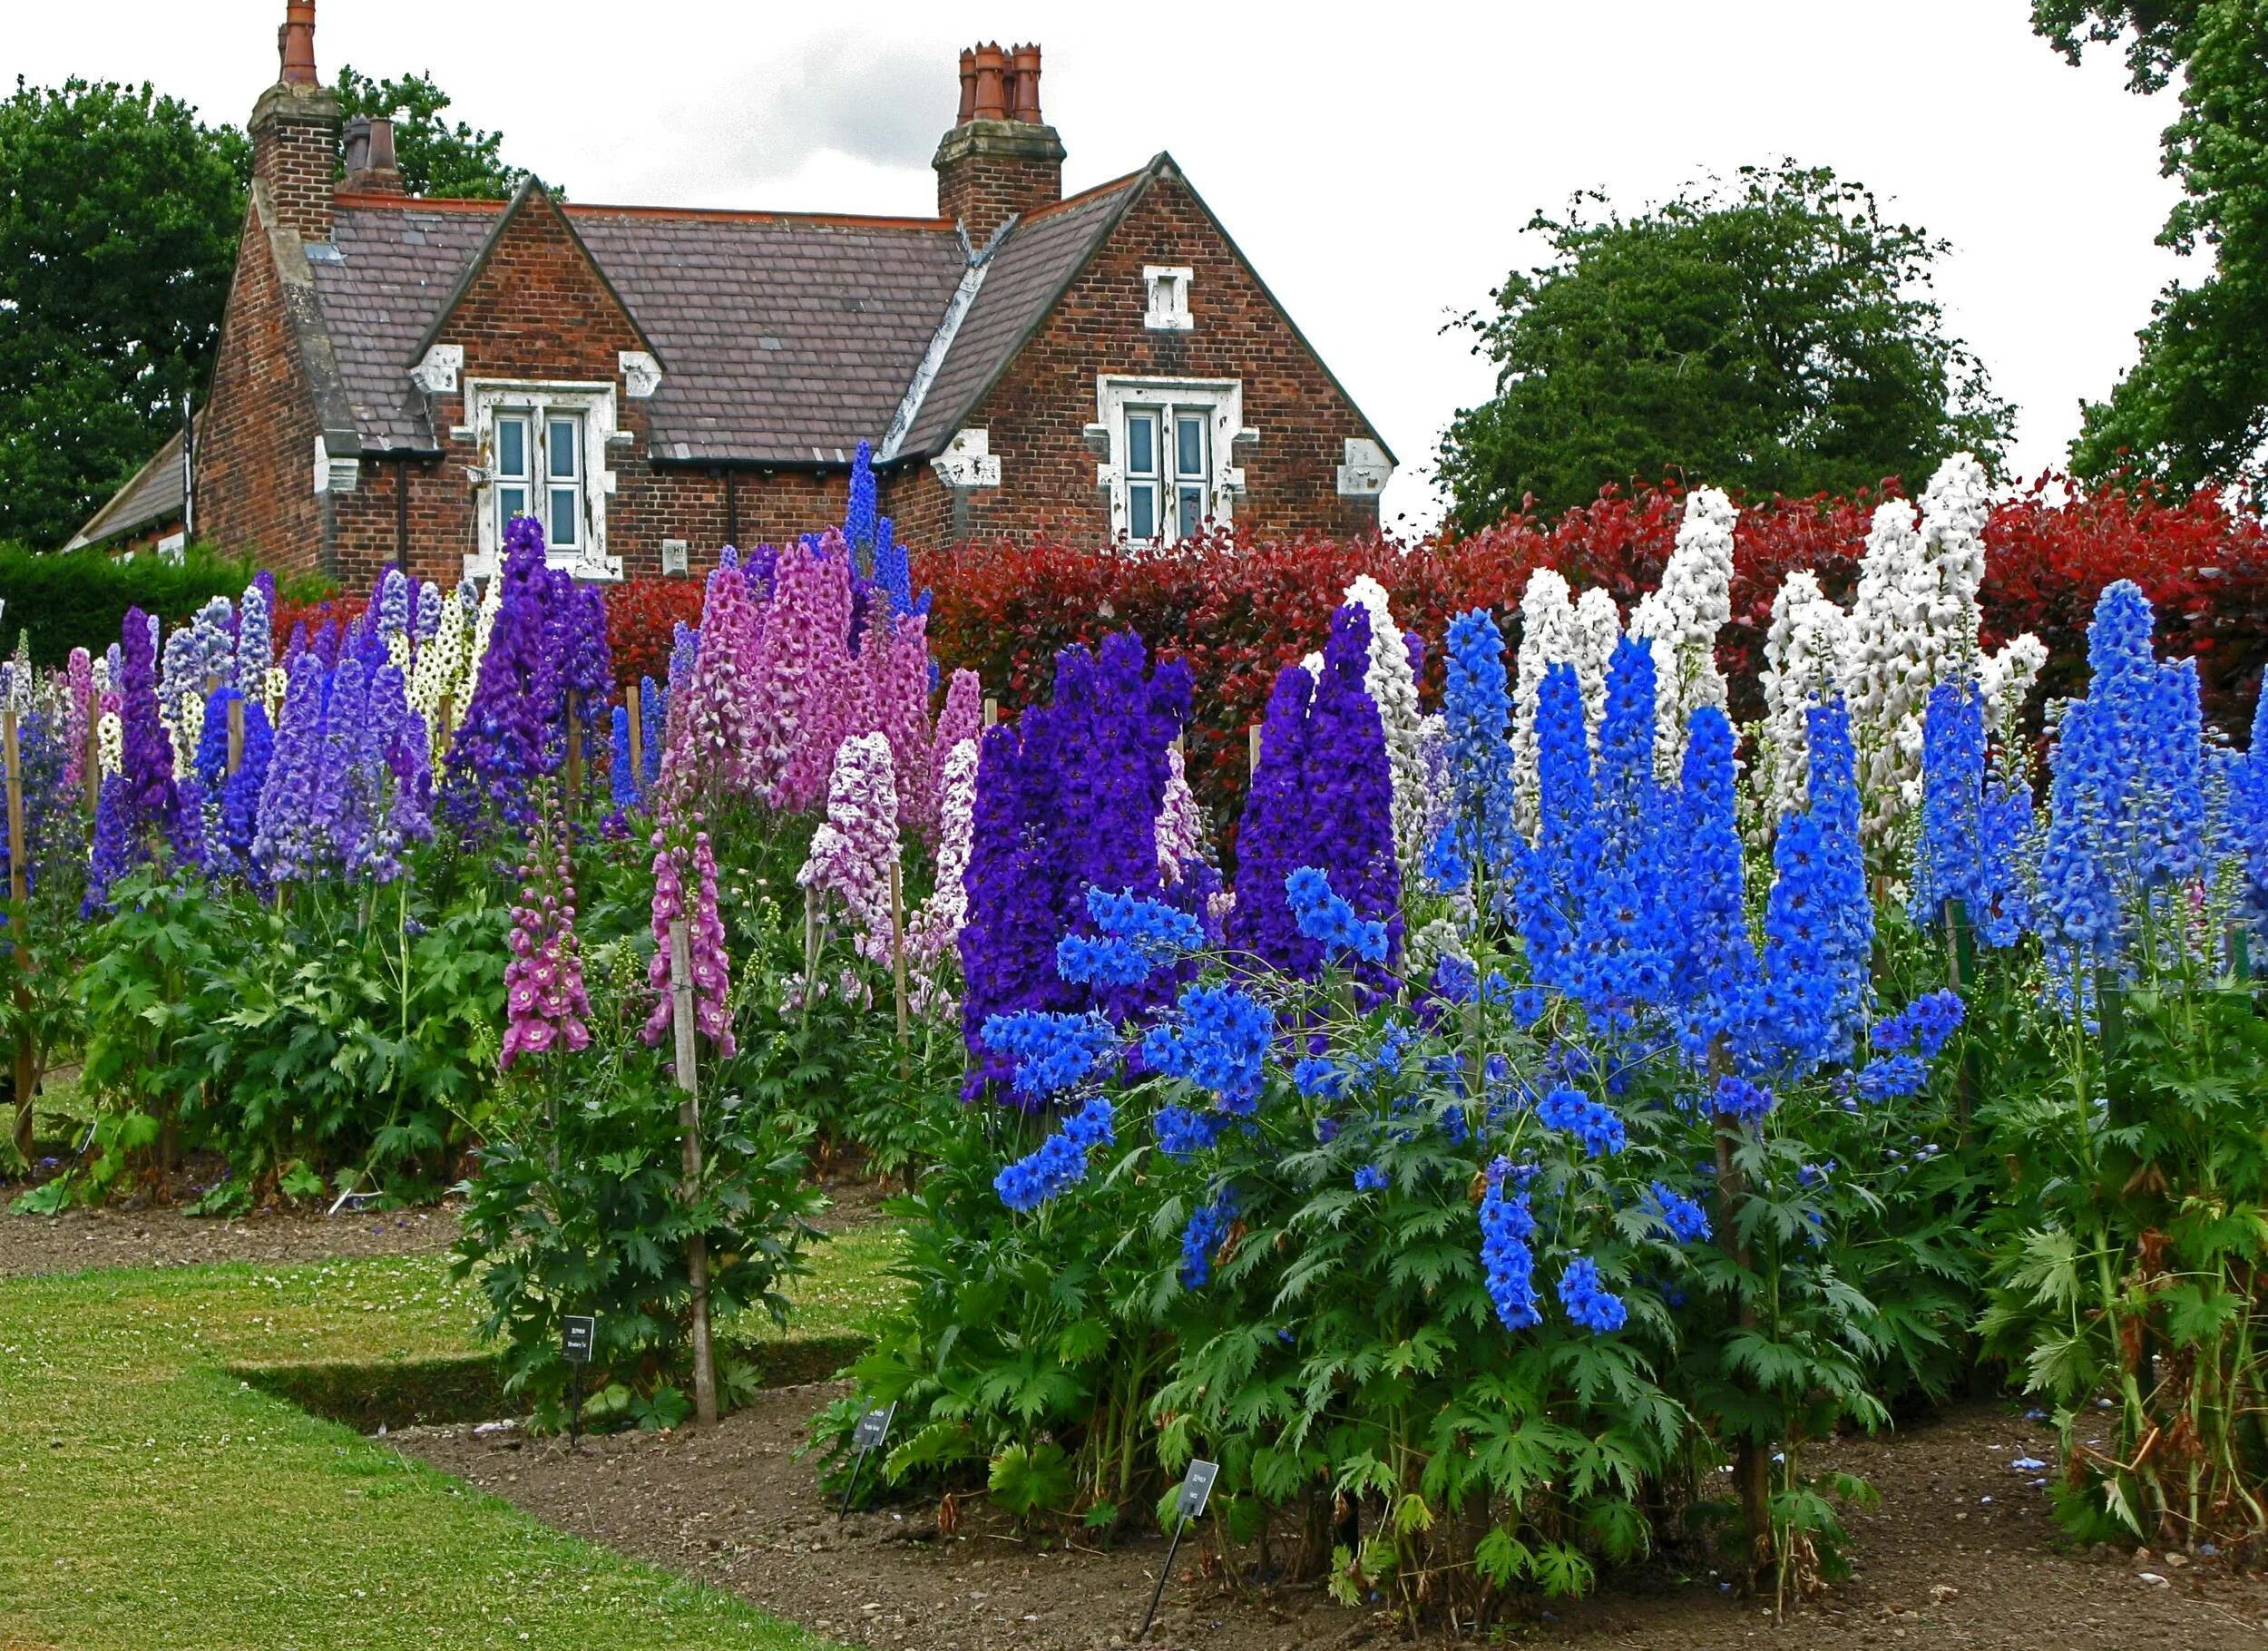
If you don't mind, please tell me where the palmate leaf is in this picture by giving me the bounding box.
[1474,1526,1534,1588]
[1533,1541,1596,1599]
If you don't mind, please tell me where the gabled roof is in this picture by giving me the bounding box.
[66,422,191,551]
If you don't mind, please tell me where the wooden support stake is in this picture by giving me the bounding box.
[565,708,583,802]
[982,697,999,730]
[84,714,101,813]
[669,918,719,1429]
[890,859,910,1079]
[5,708,34,1162]
[625,680,644,790]
[803,885,819,1013]
[1247,723,1263,776]
[226,696,245,777]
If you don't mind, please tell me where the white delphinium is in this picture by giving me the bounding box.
[1628,487,1735,779]
[1980,631,2048,747]
[1917,452,1991,679]
[97,709,122,777]
[469,564,505,686]
[1510,567,1578,832]
[1154,745,1205,884]
[1757,570,1853,818]
[1343,574,1432,877]
[1569,585,1621,746]
[408,581,472,758]
[1846,498,1934,839]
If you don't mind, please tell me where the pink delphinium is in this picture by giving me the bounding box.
[642,805,736,1060]
[765,535,857,812]
[1155,744,1204,883]
[498,827,594,1070]
[657,562,761,805]
[904,735,978,1018]
[930,669,982,799]
[867,608,934,835]
[797,731,900,965]
[63,647,94,792]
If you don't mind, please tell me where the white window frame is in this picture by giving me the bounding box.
[1095,376,1244,547]
[464,379,621,581]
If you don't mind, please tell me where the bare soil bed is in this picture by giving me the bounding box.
[395,1386,2268,1651]
[0,1202,461,1279]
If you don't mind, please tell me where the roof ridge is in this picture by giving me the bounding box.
[564,202,955,230]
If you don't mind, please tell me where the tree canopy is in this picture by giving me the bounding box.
[0,70,522,550]
[0,78,247,550]
[1436,162,2012,531]
[2033,2,2268,493]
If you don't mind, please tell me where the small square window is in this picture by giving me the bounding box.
[1144,266,1193,331]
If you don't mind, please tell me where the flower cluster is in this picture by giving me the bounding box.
[1139,983,1273,1111]
[981,1010,1119,1099]
[1284,865,1389,962]
[499,820,593,1069]
[1557,1255,1628,1334]
[1479,1173,1540,1330]
[797,731,902,969]
[993,1097,1116,1211]
[1178,1189,1237,1288]
[1535,1086,1628,1158]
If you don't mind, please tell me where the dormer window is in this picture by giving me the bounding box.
[1144,266,1193,331]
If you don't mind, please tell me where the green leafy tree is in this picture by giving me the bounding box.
[0,78,246,549]
[2033,3,2268,492]
[1437,163,2012,529]
[333,68,527,200]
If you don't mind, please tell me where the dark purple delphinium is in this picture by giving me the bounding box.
[957,632,1191,1100]
[1227,663,1318,974]
[1228,604,1401,982]
[441,518,560,830]
[85,607,200,908]
[221,698,275,891]
[312,657,368,870]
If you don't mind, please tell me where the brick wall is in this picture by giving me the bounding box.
[197,202,327,577]
[248,84,338,242]
[924,170,1384,549]
[935,122,1065,245]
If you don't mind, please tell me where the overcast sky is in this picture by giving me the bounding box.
[11,1,2189,532]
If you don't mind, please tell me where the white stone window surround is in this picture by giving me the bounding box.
[463,378,622,581]
[1093,376,1248,546]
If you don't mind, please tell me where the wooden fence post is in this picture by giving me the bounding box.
[669,918,719,1428]
[625,681,644,789]
[5,708,34,1162]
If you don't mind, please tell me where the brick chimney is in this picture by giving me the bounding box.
[342,113,405,195]
[934,42,1064,244]
[249,0,340,239]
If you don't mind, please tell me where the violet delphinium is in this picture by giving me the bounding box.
[63,648,94,795]
[1227,663,1318,974]
[658,562,759,805]
[221,698,275,889]
[867,608,934,834]
[763,533,858,812]
[252,652,328,885]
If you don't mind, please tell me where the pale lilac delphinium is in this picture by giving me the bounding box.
[797,731,902,974]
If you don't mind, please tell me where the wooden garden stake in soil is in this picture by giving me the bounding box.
[982,697,999,730]
[802,885,819,1014]
[565,708,583,800]
[625,681,643,784]
[438,692,455,747]
[226,696,245,777]
[84,714,100,813]
[890,859,909,1080]
[5,708,34,1161]
[1247,723,1263,775]
[669,918,719,1428]
[1709,1044,1774,1592]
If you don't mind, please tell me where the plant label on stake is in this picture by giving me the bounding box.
[1137,1460,1218,1642]
[562,1314,596,1448]
[837,1402,896,1520]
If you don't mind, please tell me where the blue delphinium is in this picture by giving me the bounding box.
[610,703,639,808]
[1535,1085,1627,1157]
[1873,990,1965,1059]
[639,675,667,791]
[1284,865,1389,963]
[1292,1057,1345,1099]
[1156,1105,1231,1158]
[1353,1164,1390,1192]
[1139,983,1273,1112]
[994,1097,1116,1211]
[1513,664,1591,997]
[1711,1074,1775,1124]
[1479,1171,1541,1330]
[1856,1053,1929,1101]
[980,1010,1119,1099]
[1178,1189,1238,1287]
[1432,952,1479,1006]
[1669,703,1755,1058]
[1056,886,1207,987]
[1746,698,1871,1074]
[1649,1181,1712,1243]
[1439,608,1520,892]
[1558,1255,1628,1333]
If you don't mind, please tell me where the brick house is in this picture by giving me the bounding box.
[79,3,1395,588]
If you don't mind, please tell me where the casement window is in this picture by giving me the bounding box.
[1096,376,1246,547]
[464,381,621,581]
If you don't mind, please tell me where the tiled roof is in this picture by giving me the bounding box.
[65,422,191,550]
[902,171,1147,456]
[316,204,503,451]
[571,208,967,464]
[296,171,1151,467]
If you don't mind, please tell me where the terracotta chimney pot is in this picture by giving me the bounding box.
[1010,44,1042,123]
[956,48,977,124]
[279,0,318,87]
[972,42,1008,122]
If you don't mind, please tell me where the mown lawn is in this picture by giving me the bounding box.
[0,1226,905,1650]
